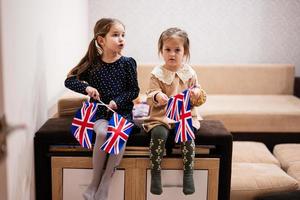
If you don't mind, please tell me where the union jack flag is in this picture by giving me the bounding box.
[71,101,98,149]
[174,90,195,143]
[166,93,184,121]
[100,113,134,154]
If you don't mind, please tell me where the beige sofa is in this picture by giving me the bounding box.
[58,64,300,134]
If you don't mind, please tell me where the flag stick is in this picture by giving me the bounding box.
[96,100,116,113]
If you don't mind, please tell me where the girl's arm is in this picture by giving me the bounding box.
[190,75,207,107]
[113,58,140,108]
[146,75,164,107]
[64,71,89,95]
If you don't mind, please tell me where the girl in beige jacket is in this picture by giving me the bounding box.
[143,27,206,195]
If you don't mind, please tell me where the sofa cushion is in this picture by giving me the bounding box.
[197,95,300,132]
[136,64,153,95]
[273,144,300,171]
[231,163,299,200]
[195,64,294,95]
[287,163,300,188]
[57,90,88,117]
[232,141,280,166]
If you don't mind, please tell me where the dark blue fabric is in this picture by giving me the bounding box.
[65,56,140,120]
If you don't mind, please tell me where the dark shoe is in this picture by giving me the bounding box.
[150,170,162,195]
[183,171,195,195]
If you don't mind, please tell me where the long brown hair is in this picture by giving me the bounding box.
[67,18,125,78]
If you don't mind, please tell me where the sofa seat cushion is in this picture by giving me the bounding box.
[273,144,300,171]
[232,141,280,166]
[287,163,300,188]
[231,163,299,200]
[197,95,300,132]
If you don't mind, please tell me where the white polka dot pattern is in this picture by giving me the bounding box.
[65,56,140,120]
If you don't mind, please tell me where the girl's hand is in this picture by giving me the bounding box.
[86,86,100,101]
[156,92,169,105]
[190,87,201,99]
[108,100,118,110]
[190,87,207,106]
[188,78,196,88]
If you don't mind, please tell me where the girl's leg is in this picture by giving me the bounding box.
[83,119,108,200]
[94,142,126,200]
[149,125,169,195]
[181,140,195,195]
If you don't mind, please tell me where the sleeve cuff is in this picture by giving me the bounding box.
[152,92,162,107]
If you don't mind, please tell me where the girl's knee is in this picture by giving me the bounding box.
[151,125,168,141]
[182,140,195,147]
[94,120,108,140]
[95,131,106,141]
[94,119,108,130]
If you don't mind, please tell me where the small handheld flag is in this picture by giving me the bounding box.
[166,90,195,143]
[71,101,98,149]
[100,112,134,154]
[166,93,184,121]
[174,90,195,143]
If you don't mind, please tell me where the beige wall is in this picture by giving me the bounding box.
[89,0,300,76]
[0,0,88,199]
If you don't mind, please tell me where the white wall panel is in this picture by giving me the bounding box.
[0,0,88,199]
[89,0,300,76]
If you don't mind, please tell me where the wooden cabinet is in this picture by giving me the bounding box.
[51,157,219,200]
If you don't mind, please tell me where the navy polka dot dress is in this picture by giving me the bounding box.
[65,56,140,120]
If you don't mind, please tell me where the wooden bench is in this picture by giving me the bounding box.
[34,118,232,200]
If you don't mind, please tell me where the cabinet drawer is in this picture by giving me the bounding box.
[63,169,124,200]
[146,170,208,200]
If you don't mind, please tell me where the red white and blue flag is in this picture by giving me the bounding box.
[166,93,184,121]
[100,112,134,154]
[166,90,195,143]
[174,90,195,143]
[71,101,98,149]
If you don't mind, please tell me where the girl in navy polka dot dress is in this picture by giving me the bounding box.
[65,18,139,200]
